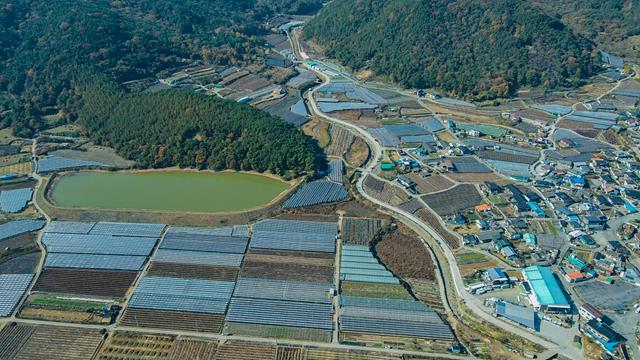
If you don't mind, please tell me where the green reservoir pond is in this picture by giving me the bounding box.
[51,171,290,212]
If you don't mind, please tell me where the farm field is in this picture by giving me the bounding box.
[0,323,103,360]
[33,268,137,297]
[146,262,238,281]
[19,293,113,324]
[339,331,449,354]
[446,172,502,183]
[120,308,225,333]
[95,331,177,360]
[421,184,483,216]
[50,171,290,213]
[51,147,135,168]
[241,251,334,283]
[325,124,354,157]
[214,340,277,360]
[224,322,332,342]
[455,250,500,284]
[415,209,460,249]
[374,224,435,281]
[344,137,370,168]
[306,348,400,360]
[340,281,413,300]
[407,173,454,194]
[341,217,383,245]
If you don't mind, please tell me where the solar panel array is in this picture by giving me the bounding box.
[369,128,400,147]
[89,222,165,237]
[339,296,453,340]
[234,278,332,304]
[43,233,157,256]
[0,188,33,213]
[45,221,96,234]
[155,226,247,267]
[226,298,333,330]
[42,221,161,271]
[340,245,398,284]
[327,159,343,183]
[129,276,235,314]
[163,233,248,252]
[0,274,33,316]
[0,219,45,241]
[282,180,348,208]
[250,219,337,253]
[154,249,244,267]
[36,156,107,173]
[45,253,147,271]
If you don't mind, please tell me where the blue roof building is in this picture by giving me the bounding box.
[522,266,570,313]
[527,202,545,217]
[582,319,621,355]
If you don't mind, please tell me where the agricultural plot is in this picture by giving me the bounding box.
[283,180,348,208]
[33,268,137,298]
[306,349,400,360]
[375,224,435,281]
[325,125,355,157]
[0,220,45,241]
[36,155,107,173]
[120,308,225,333]
[88,222,165,237]
[340,281,413,300]
[128,276,234,314]
[363,176,410,205]
[45,253,147,271]
[147,262,238,281]
[0,323,103,360]
[397,198,423,214]
[0,188,32,213]
[415,209,460,249]
[407,173,454,194]
[250,219,338,253]
[214,341,277,360]
[341,217,383,245]
[338,296,453,340]
[95,331,177,360]
[421,184,483,216]
[0,274,33,316]
[241,253,334,283]
[368,128,400,147]
[224,322,333,343]
[169,338,216,360]
[340,245,398,284]
[161,233,249,254]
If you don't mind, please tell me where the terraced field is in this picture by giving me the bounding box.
[120,308,225,333]
[374,224,435,281]
[325,124,355,157]
[415,209,460,249]
[33,268,137,297]
[0,323,103,360]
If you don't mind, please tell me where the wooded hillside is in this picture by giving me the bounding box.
[304,0,598,100]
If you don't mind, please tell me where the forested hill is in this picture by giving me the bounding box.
[0,0,321,136]
[304,0,599,100]
[531,0,640,62]
[78,81,320,177]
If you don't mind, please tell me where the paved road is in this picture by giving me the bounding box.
[300,63,583,358]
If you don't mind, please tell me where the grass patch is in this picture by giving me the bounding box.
[26,293,110,311]
[224,322,331,342]
[541,220,558,235]
[455,251,487,265]
[488,195,508,206]
[380,118,407,125]
[341,281,413,300]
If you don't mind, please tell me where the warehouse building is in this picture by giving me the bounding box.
[522,266,570,313]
